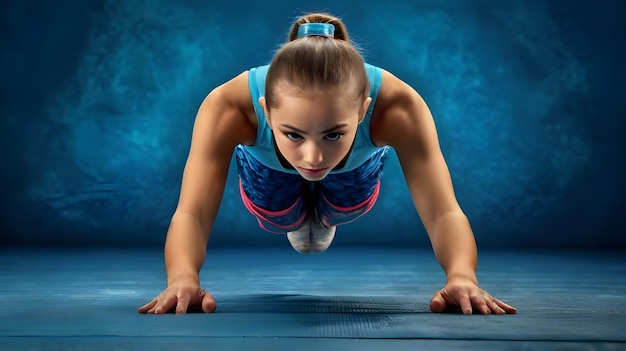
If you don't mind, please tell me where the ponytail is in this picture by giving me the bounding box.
[287,13,350,42]
[265,13,369,110]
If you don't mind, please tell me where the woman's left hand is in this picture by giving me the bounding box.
[429,277,517,315]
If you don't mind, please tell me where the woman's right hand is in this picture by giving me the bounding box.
[137,280,216,314]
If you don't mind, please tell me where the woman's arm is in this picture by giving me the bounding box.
[139,72,256,314]
[372,70,516,315]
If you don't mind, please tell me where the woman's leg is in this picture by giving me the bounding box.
[317,146,390,228]
[235,146,308,234]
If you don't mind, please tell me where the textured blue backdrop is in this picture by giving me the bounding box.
[1,0,624,248]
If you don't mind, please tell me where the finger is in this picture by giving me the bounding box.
[487,298,505,315]
[470,294,491,315]
[138,304,154,314]
[429,290,447,313]
[494,298,517,314]
[176,293,191,315]
[154,294,178,314]
[137,299,157,314]
[201,290,217,313]
[459,292,472,315]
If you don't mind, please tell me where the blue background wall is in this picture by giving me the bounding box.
[1,0,624,248]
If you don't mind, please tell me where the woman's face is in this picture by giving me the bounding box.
[261,87,370,181]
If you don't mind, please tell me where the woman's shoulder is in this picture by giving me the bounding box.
[370,68,430,146]
[212,71,252,106]
[197,71,257,145]
[377,69,420,104]
[370,68,425,123]
[217,71,257,117]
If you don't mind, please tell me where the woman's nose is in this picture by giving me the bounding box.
[303,142,324,167]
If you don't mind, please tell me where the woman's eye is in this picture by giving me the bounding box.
[325,133,342,141]
[285,133,302,141]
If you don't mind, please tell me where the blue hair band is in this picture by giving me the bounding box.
[297,23,335,38]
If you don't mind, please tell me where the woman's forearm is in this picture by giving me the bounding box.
[164,212,211,286]
[428,211,478,284]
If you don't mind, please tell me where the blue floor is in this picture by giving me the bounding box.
[0,247,624,350]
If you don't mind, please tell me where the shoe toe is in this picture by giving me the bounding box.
[310,220,336,253]
[287,221,311,254]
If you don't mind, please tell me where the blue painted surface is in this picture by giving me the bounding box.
[0,0,624,247]
[0,247,624,348]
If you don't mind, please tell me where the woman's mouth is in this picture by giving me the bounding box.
[297,167,329,177]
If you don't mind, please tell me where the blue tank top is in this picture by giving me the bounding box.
[244,63,383,174]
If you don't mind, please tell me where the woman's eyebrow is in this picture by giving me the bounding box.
[280,124,348,135]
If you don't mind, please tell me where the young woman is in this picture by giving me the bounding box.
[138,13,517,316]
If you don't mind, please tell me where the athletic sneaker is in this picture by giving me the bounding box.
[287,220,311,254]
[287,216,336,254]
[309,217,336,253]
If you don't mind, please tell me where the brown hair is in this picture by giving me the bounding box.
[264,13,369,109]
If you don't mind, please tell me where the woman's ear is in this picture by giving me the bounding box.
[358,97,372,124]
[259,97,272,128]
